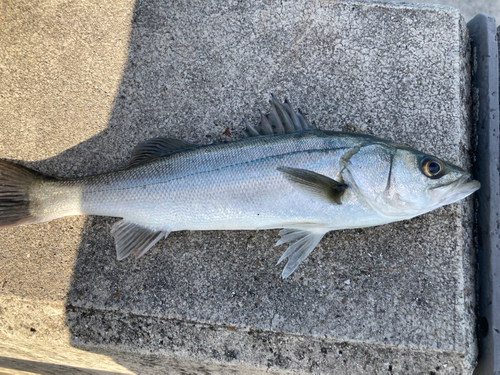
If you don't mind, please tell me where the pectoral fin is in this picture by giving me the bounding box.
[111,219,170,260]
[278,167,347,204]
[275,228,328,278]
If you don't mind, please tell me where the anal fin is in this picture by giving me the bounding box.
[275,227,328,278]
[111,219,170,260]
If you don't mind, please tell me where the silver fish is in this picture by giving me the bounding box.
[0,96,480,278]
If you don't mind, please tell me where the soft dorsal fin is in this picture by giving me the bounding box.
[242,95,315,137]
[126,138,199,168]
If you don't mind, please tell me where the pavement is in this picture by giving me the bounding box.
[392,0,499,21]
[0,0,494,373]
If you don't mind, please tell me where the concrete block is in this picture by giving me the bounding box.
[467,14,499,374]
[0,0,477,373]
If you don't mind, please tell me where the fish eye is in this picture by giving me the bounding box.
[421,157,444,179]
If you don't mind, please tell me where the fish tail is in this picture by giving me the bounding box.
[0,160,54,228]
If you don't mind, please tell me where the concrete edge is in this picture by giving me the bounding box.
[329,0,462,17]
[467,13,500,375]
[66,305,471,373]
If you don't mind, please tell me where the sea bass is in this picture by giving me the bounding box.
[0,96,480,278]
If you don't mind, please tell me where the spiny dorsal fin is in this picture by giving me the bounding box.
[111,219,170,260]
[126,138,199,168]
[243,94,313,137]
[278,167,347,205]
[271,93,295,133]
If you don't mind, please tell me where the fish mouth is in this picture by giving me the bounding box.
[430,173,481,206]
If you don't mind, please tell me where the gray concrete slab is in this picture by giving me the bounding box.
[389,0,499,22]
[0,0,478,373]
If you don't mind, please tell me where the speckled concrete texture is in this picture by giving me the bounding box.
[0,0,477,373]
[389,0,499,22]
[0,332,283,374]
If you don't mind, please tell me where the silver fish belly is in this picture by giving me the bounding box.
[0,97,480,278]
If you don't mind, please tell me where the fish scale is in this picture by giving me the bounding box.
[76,133,356,230]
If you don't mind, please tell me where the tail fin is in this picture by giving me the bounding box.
[0,160,50,228]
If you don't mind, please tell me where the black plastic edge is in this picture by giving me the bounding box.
[468,14,500,375]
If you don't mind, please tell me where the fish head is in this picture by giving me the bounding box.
[343,144,480,220]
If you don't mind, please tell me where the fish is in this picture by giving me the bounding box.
[0,95,480,278]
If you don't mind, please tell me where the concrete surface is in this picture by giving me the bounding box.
[0,0,478,373]
[0,333,134,374]
[390,0,499,22]
[0,333,284,375]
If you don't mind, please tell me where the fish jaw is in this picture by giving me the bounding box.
[430,174,480,208]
